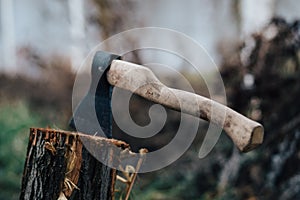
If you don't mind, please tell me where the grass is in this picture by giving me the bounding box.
[0,101,48,200]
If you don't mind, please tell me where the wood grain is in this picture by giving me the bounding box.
[107,60,264,152]
[20,128,139,200]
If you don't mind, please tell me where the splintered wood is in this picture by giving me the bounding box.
[20,128,146,200]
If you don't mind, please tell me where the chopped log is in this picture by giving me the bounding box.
[19,128,143,200]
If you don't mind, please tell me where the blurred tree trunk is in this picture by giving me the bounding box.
[0,0,16,72]
[91,0,132,39]
[90,0,142,63]
[19,128,130,200]
[231,0,242,35]
[68,0,85,71]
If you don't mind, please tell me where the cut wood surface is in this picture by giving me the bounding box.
[107,60,264,152]
[20,128,144,200]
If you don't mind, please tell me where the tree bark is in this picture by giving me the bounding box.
[19,128,131,200]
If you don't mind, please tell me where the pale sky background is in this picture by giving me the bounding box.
[1,0,300,75]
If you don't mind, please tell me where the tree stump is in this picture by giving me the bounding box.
[20,128,143,200]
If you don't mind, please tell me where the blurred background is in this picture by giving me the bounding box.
[1,0,300,199]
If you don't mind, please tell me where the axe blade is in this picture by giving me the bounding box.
[70,51,120,138]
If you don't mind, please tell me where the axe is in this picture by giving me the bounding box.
[70,51,264,153]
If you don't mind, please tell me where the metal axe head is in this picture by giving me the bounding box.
[69,51,120,138]
[70,51,264,152]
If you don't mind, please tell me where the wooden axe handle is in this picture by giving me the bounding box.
[107,60,264,152]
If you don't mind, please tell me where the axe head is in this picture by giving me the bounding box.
[69,51,121,138]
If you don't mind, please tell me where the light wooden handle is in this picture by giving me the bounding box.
[107,60,264,152]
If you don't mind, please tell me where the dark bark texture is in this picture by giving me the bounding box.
[19,128,131,200]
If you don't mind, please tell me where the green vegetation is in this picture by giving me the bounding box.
[0,101,47,199]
